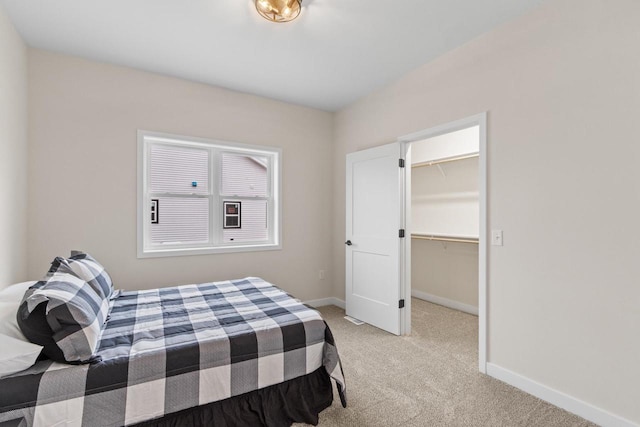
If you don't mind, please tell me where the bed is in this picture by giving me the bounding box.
[0,276,346,427]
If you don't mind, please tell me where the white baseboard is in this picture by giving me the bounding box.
[304,297,345,310]
[411,289,478,316]
[487,363,638,427]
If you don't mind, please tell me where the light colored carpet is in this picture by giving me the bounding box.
[300,299,595,427]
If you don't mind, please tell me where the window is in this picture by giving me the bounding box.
[137,131,281,257]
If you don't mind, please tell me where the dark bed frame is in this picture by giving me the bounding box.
[132,368,334,427]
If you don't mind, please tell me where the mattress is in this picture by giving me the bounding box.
[0,277,346,427]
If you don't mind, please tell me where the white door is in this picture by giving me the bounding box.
[346,142,404,335]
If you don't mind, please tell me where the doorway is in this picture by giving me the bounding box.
[344,113,487,373]
[410,126,479,314]
[401,113,487,373]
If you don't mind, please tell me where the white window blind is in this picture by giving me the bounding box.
[221,153,268,197]
[220,152,269,244]
[138,131,281,258]
[150,197,209,244]
[148,144,210,246]
[150,145,209,194]
[223,199,268,243]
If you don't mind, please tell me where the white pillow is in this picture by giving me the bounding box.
[0,281,37,303]
[0,281,37,341]
[0,301,27,341]
[0,333,43,378]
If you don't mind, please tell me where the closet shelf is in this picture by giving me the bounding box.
[411,153,479,169]
[411,233,479,244]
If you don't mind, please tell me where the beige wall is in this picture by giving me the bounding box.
[412,240,478,309]
[0,6,28,289]
[412,157,479,309]
[333,0,640,423]
[27,50,335,302]
[412,156,479,238]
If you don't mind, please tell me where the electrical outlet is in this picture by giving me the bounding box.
[318,270,325,280]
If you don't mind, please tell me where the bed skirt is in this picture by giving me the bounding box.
[132,367,334,427]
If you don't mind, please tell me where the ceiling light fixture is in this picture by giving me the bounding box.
[255,0,302,23]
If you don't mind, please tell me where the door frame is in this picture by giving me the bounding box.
[398,112,488,374]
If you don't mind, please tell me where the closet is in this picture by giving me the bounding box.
[411,126,479,315]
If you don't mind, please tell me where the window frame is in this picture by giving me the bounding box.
[137,130,282,258]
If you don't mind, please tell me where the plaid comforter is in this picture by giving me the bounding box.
[0,277,346,426]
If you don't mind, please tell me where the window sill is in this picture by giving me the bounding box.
[137,243,282,259]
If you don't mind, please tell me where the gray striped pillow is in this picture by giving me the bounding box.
[17,260,109,363]
[56,251,114,300]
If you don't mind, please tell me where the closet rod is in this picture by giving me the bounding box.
[412,153,479,169]
[411,234,479,244]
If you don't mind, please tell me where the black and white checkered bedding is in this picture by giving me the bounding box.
[18,264,110,363]
[0,277,346,427]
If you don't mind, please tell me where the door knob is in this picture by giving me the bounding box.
[345,240,352,246]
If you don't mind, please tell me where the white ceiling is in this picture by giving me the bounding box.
[1,0,542,111]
